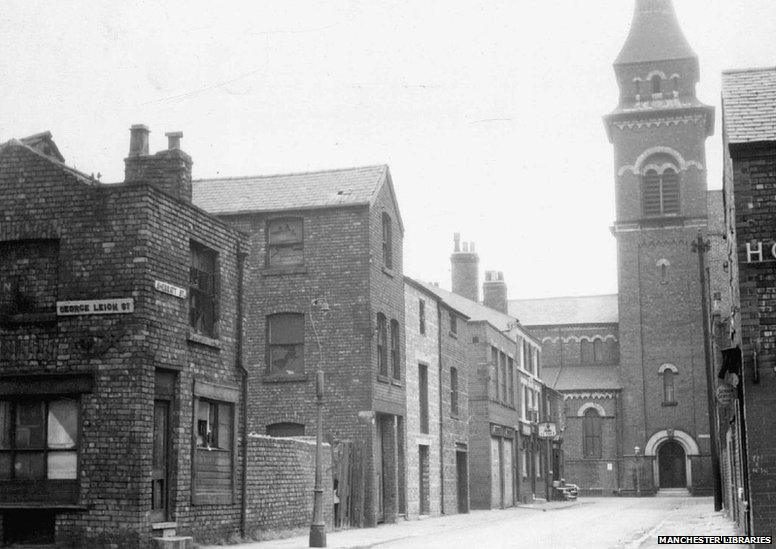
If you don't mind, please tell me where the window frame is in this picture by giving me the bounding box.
[449,310,457,336]
[418,299,426,335]
[189,241,219,338]
[266,217,304,268]
[266,313,305,377]
[450,367,459,416]
[382,213,393,270]
[377,313,388,377]
[582,408,603,459]
[663,370,676,404]
[419,363,429,434]
[642,168,680,217]
[390,319,401,381]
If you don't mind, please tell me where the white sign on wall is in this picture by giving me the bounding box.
[57,298,134,316]
[537,422,557,439]
[154,280,187,299]
[746,241,776,263]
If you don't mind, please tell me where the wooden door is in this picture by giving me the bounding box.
[151,400,170,522]
[658,440,686,488]
[375,419,384,521]
[456,451,469,513]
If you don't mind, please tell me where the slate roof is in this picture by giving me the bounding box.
[614,0,696,65]
[192,164,391,216]
[509,294,618,326]
[722,67,776,144]
[542,366,621,391]
[413,281,536,342]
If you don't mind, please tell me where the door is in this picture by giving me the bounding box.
[658,440,686,488]
[502,438,514,506]
[456,451,469,513]
[552,448,561,482]
[418,445,430,515]
[375,418,384,521]
[151,400,170,522]
[490,437,501,508]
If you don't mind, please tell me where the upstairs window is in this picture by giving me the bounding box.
[490,348,499,399]
[390,319,401,380]
[382,213,393,269]
[593,339,603,363]
[507,357,515,406]
[267,313,304,376]
[663,369,677,404]
[580,340,592,364]
[582,408,602,459]
[499,352,507,404]
[419,364,429,434]
[651,74,661,94]
[0,239,59,318]
[450,367,459,416]
[190,242,218,337]
[419,299,426,335]
[449,310,457,335]
[267,218,303,267]
[643,169,680,216]
[377,314,388,376]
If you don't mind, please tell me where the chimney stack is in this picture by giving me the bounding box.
[483,270,508,314]
[451,233,479,302]
[124,125,192,202]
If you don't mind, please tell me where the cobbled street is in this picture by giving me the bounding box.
[208,496,736,549]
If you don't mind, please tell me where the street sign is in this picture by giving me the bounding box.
[537,422,557,439]
[716,383,735,406]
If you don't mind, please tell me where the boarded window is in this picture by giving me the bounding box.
[267,313,304,376]
[377,314,388,376]
[382,213,393,269]
[0,239,59,316]
[193,398,234,503]
[582,408,602,459]
[391,320,400,380]
[419,364,429,434]
[643,169,680,216]
[190,242,218,337]
[450,367,459,416]
[267,218,303,267]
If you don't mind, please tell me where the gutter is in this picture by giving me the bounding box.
[236,244,249,537]
[438,304,445,514]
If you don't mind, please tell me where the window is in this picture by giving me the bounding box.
[580,340,592,364]
[663,370,676,404]
[520,448,528,478]
[582,408,602,459]
[500,352,507,404]
[651,74,661,94]
[450,367,459,416]
[267,313,304,375]
[267,218,303,267]
[266,422,305,437]
[672,75,679,92]
[0,239,59,317]
[419,364,429,434]
[449,311,457,335]
[377,314,388,376]
[642,169,679,216]
[195,399,233,450]
[634,79,641,96]
[507,357,514,406]
[593,339,603,363]
[521,385,528,420]
[419,299,426,335]
[390,319,400,380]
[535,450,541,478]
[490,348,499,399]
[190,242,218,337]
[382,213,393,269]
[0,398,79,480]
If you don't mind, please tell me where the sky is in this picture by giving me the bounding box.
[2,1,775,299]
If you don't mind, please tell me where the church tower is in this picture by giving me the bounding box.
[604,0,715,494]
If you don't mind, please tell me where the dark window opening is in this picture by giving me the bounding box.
[419,364,429,434]
[507,357,514,406]
[582,408,602,459]
[580,339,591,364]
[267,218,303,267]
[190,242,218,337]
[490,348,499,400]
[663,370,676,404]
[267,313,304,376]
[672,76,680,92]
[390,319,401,380]
[651,74,661,94]
[449,311,457,335]
[643,168,680,216]
[499,352,507,404]
[382,213,393,269]
[195,399,233,450]
[418,299,426,335]
[3,510,55,545]
[593,339,603,363]
[266,422,305,437]
[377,314,388,376]
[450,367,459,416]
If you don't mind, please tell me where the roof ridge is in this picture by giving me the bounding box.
[509,293,618,302]
[0,137,96,185]
[193,163,388,184]
[722,66,776,75]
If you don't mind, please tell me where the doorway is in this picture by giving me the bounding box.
[658,440,686,488]
[456,450,469,513]
[151,399,170,522]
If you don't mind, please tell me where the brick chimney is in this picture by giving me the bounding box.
[451,233,479,302]
[483,271,508,314]
[124,125,192,202]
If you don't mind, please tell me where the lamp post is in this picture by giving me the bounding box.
[309,298,329,548]
[634,446,641,497]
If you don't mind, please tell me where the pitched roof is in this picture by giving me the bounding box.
[509,294,618,326]
[542,366,621,391]
[722,67,776,144]
[192,164,392,216]
[404,277,470,320]
[413,281,535,341]
[614,0,696,65]
[0,135,94,186]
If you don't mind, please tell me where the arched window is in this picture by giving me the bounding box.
[671,75,680,93]
[642,168,680,216]
[390,319,400,380]
[634,79,641,97]
[582,408,602,459]
[651,74,661,94]
[580,339,592,364]
[663,370,676,404]
[593,338,603,363]
[377,313,388,376]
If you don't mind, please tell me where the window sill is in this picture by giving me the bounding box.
[382,266,395,278]
[187,331,221,349]
[391,378,403,388]
[377,374,392,384]
[263,373,308,383]
[661,401,678,407]
[450,413,460,420]
[262,265,308,277]
[448,331,458,339]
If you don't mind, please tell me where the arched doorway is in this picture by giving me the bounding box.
[658,440,686,488]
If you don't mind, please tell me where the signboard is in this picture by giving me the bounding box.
[520,423,532,436]
[745,241,776,263]
[490,424,515,439]
[537,422,557,439]
[155,280,187,299]
[716,383,736,406]
[57,299,134,316]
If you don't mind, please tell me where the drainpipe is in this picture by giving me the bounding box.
[438,304,445,514]
[236,244,249,537]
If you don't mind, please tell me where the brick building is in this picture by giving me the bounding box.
[192,164,406,527]
[0,129,249,547]
[403,277,470,518]
[716,66,776,537]
[511,0,718,496]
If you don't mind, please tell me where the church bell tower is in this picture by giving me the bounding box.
[604,0,715,494]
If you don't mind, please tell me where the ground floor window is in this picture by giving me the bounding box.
[3,510,55,545]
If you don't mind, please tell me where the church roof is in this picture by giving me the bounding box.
[542,366,621,391]
[614,0,696,65]
[509,294,618,326]
[722,67,776,144]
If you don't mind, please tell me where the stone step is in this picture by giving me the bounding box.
[153,535,193,549]
[151,521,178,538]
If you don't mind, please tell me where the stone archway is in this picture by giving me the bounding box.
[644,429,699,491]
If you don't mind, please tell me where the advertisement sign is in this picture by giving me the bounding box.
[537,422,557,439]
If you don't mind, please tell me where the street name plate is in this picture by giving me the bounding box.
[155,280,187,299]
[57,298,134,316]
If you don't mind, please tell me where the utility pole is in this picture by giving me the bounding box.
[692,235,723,511]
[309,298,329,547]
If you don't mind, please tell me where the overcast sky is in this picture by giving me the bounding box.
[2,1,775,299]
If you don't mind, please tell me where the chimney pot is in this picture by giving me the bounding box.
[454,233,461,252]
[498,271,503,281]
[165,131,183,150]
[129,124,150,157]
[470,242,476,252]
[463,242,469,252]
